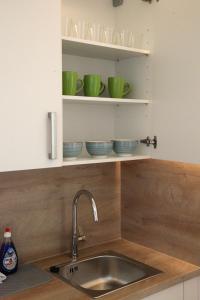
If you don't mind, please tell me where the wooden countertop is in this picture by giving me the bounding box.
[2,239,200,300]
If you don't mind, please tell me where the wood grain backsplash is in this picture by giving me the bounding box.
[122,159,200,265]
[0,163,121,263]
[2,158,200,266]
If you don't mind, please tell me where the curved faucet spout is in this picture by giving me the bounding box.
[72,190,99,261]
[91,198,98,222]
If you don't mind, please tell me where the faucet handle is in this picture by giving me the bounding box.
[78,226,86,241]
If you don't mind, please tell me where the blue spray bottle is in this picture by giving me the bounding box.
[0,227,18,275]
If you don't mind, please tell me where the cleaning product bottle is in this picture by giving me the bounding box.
[0,227,18,275]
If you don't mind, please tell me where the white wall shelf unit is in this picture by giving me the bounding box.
[62,95,151,105]
[62,48,152,166]
[62,1,152,168]
[62,37,150,61]
[63,155,151,166]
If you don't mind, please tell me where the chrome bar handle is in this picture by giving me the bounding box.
[48,112,57,160]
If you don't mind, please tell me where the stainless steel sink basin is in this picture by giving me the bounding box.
[50,252,162,298]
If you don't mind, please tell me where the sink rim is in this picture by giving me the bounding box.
[49,251,163,298]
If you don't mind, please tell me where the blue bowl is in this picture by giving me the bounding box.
[113,139,137,156]
[63,142,83,160]
[86,141,113,158]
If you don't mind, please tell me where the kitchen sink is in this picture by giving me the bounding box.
[49,252,162,298]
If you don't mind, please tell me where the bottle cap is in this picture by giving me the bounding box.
[4,227,11,238]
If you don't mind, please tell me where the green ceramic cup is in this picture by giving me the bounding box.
[62,71,84,95]
[108,77,131,98]
[84,74,105,97]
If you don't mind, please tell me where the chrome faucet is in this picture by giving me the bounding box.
[72,190,99,261]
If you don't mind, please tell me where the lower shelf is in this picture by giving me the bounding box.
[63,155,151,166]
[62,95,151,105]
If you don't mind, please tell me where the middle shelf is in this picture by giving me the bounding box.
[62,37,150,61]
[62,95,151,105]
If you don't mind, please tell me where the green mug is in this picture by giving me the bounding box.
[84,74,105,97]
[108,77,131,98]
[62,71,84,96]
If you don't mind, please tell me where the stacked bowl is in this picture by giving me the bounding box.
[63,139,138,160]
[85,141,113,158]
[63,142,83,160]
[112,139,137,157]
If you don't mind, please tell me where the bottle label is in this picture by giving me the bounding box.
[3,247,17,271]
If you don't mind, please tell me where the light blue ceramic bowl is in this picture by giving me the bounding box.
[63,142,83,160]
[86,141,113,158]
[113,139,137,156]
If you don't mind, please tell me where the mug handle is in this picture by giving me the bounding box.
[99,82,105,96]
[123,82,131,97]
[76,79,84,94]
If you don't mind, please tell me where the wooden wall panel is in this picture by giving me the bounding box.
[0,163,121,263]
[122,159,200,266]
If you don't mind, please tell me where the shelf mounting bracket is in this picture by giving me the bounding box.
[142,0,159,3]
[113,0,123,7]
[113,0,159,6]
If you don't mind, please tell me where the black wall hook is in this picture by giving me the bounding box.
[113,0,159,7]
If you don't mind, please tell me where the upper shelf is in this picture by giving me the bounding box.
[62,37,150,61]
[62,95,151,105]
